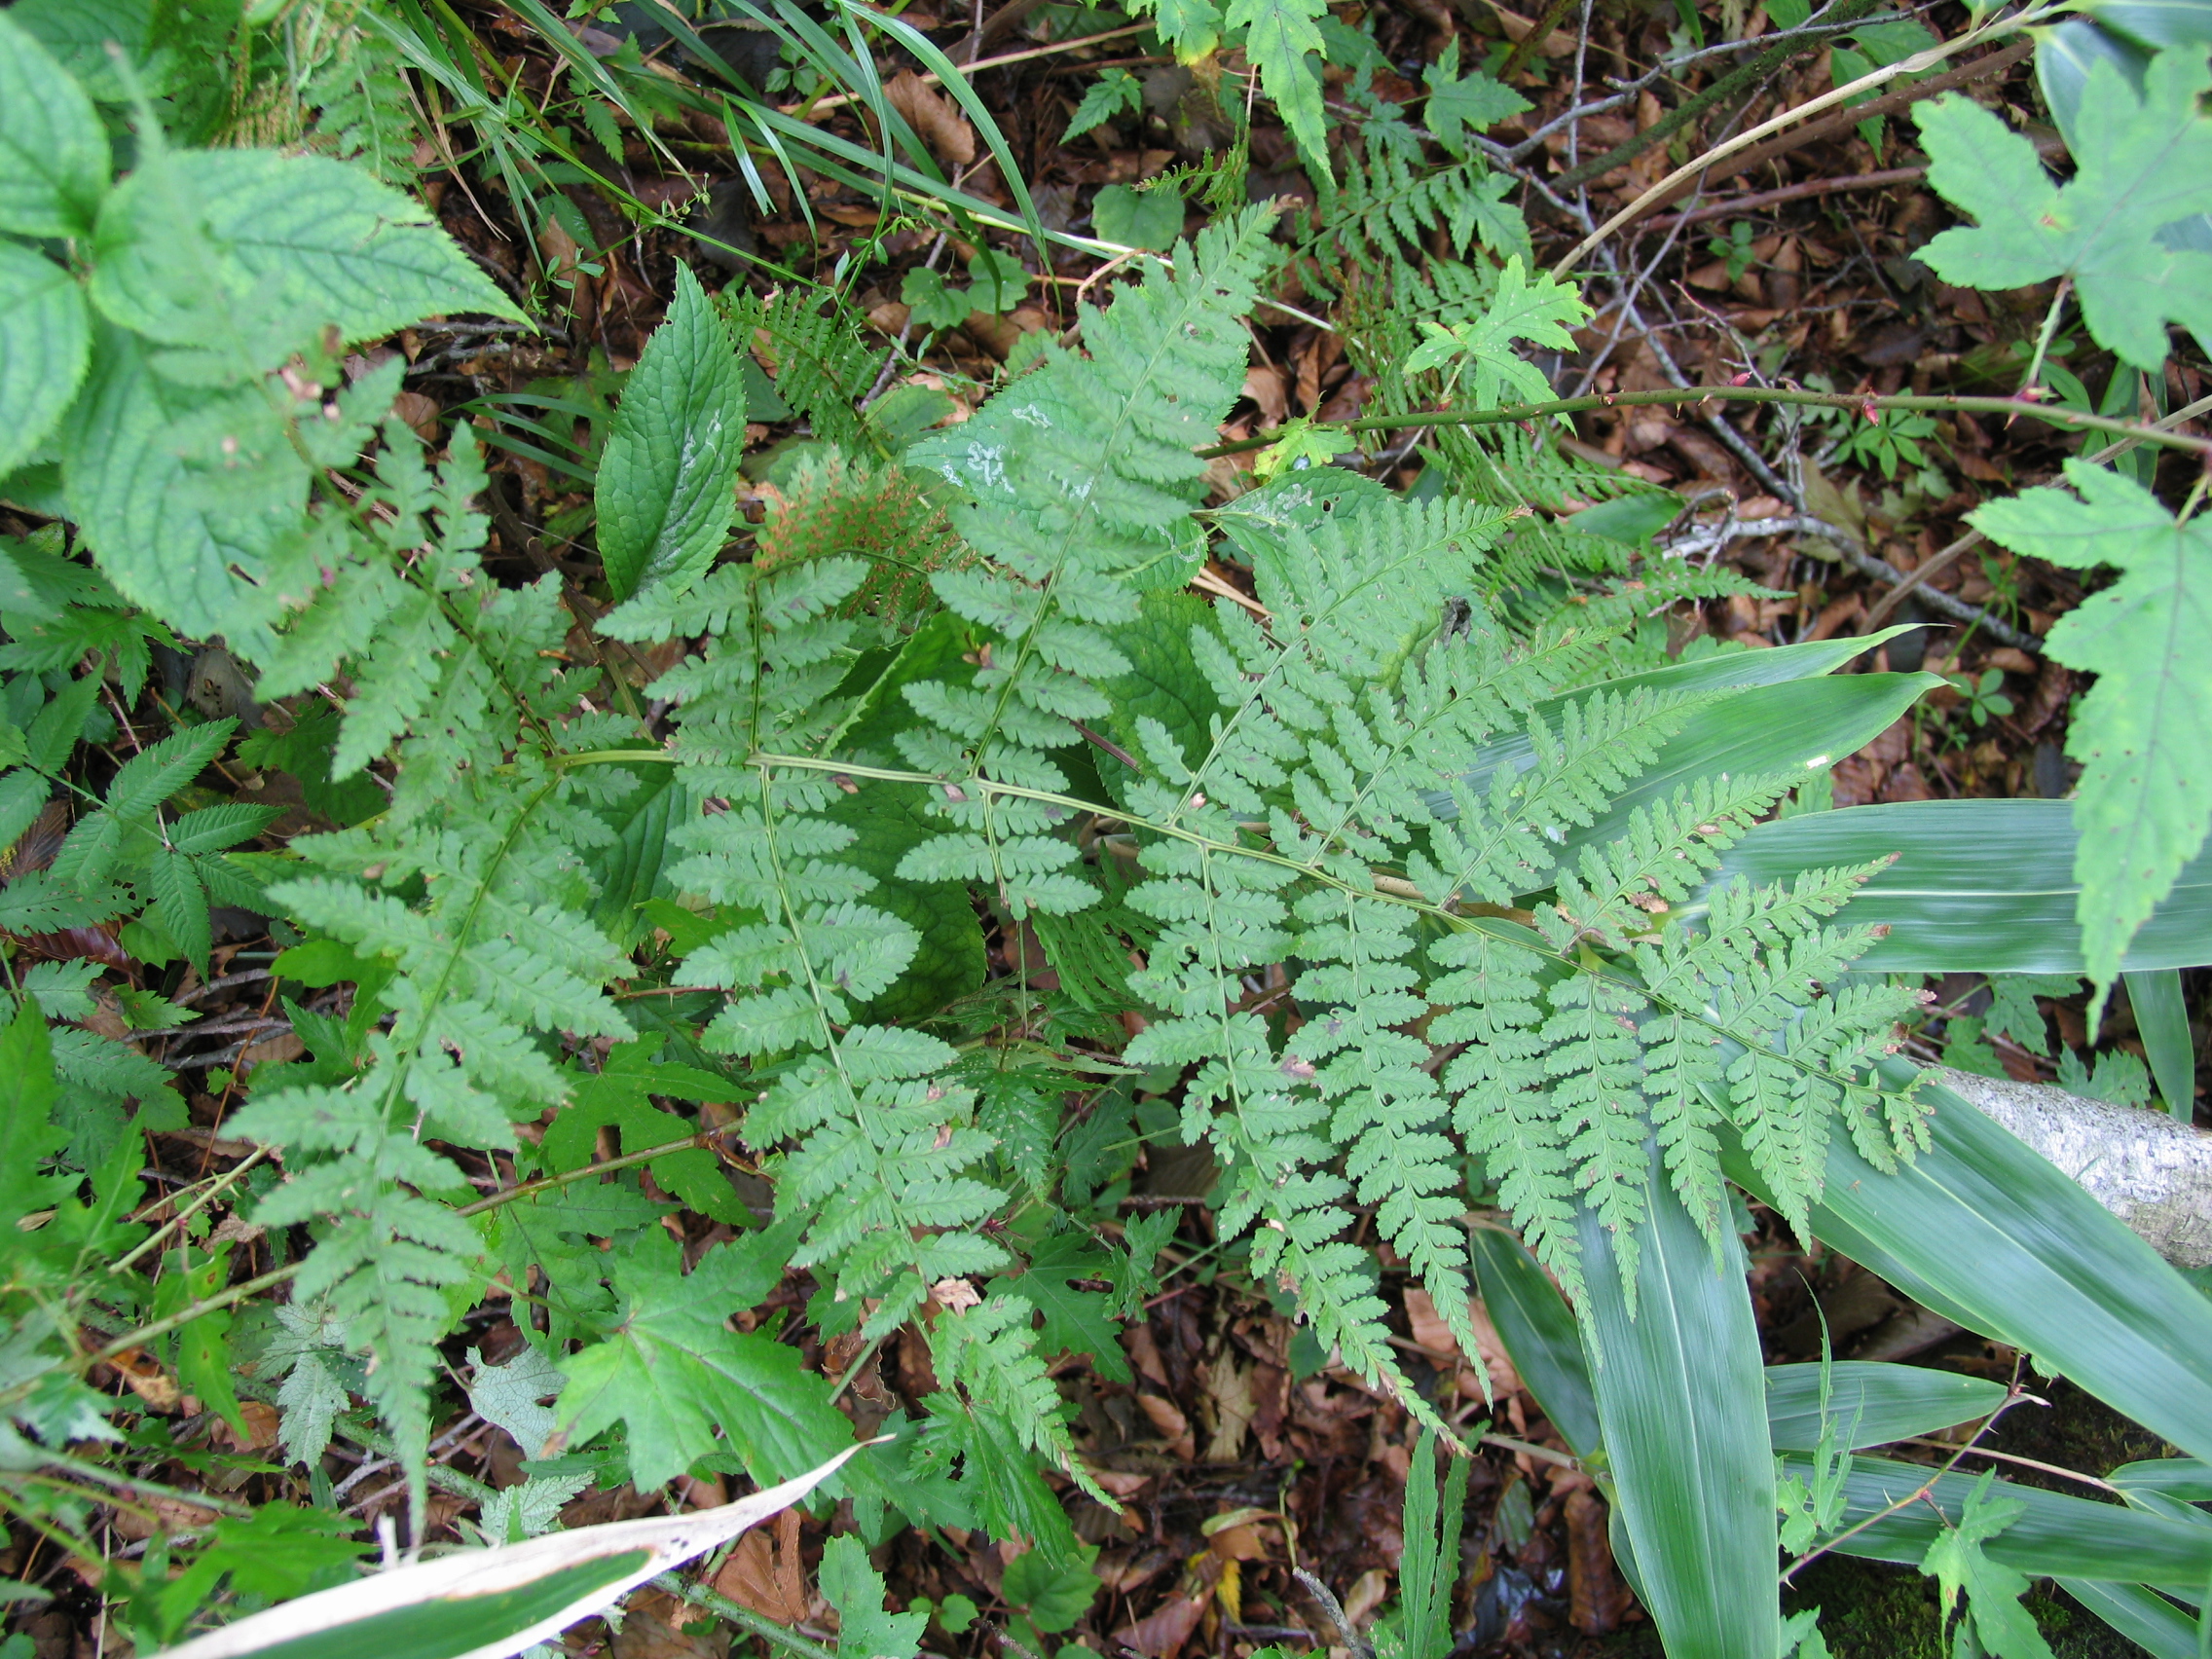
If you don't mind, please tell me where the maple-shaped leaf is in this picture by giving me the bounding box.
[542,1041,749,1224]
[1919,1473,2056,1659]
[1970,461,2212,995]
[555,1229,859,1490]
[1254,415,1356,482]
[991,1233,1131,1382]
[1423,43,1530,155]
[1402,255,1589,408]
[1914,50,2212,368]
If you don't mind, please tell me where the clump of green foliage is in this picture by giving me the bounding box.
[4,6,2212,1659]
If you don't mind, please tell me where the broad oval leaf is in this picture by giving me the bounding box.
[1727,1063,2212,1469]
[0,243,90,479]
[0,11,108,237]
[1693,798,2212,973]
[152,1446,865,1659]
[1764,1361,2006,1452]
[1580,1146,1778,1659]
[595,263,747,601]
[61,325,307,643]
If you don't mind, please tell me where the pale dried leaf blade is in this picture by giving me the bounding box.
[151,1445,870,1659]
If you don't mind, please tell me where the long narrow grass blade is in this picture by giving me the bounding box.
[1727,1063,2212,1467]
[1788,1453,2212,1592]
[1468,1226,1601,1459]
[1699,799,2212,973]
[2128,968,2197,1121]
[2058,1580,2205,1659]
[1579,1146,1778,1659]
[1764,1361,2006,1451]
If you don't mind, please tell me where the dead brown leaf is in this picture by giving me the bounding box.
[884,71,976,166]
[208,1399,281,1453]
[1136,1391,1197,1461]
[614,1588,729,1659]
[1200,1349,1255,1463]
[713,1507,807,1624]
[1341,1567,1390,1627]
[1112,1592,1209,1658]
[1243,363,1290,426]
[1565,1491,1633,1634]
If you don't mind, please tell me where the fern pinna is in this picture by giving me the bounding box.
[153,204,1922,1558]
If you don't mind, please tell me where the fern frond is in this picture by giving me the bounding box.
[754,445,975,639]
[297,2,424,188]
[755,291,875,450]
[894,207,1283,915]
[1545,771,1795,950]
[1307,153,1530,289]
[1408,687,1706,906]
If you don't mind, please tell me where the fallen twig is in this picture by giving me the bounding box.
[1641,166,1926,232]
[1553,4,2060,274]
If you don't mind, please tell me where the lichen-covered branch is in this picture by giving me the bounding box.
[1938,1068,2212,1268]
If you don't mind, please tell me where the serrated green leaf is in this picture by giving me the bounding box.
[1425,68,1530,153]
[1401,255,1589,407]
[0,1003,68,1235]
[0,13,106,238]
[0,244,90,481]
[543,1042,748,1224]
[152,1243,245,1434]
[821,1535,928,1659]
[468,1344,568,1458]
[1063,68,1144,143]
[1914,51,2212,367]
[822,615,987,1016]
[999,1540,1100,1634]
[1224,0,1330,170]
[1090,183,1185,252]
[1969,461,2212,991]
[991,1234,1131,1382]
[147,850,212,974]
[60,323,308,642]
[1921,1472,2057,1659]
[7,0,166,102]
[89,149,521,366]
[596,264,747,602]
[554,1230,858,1490]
